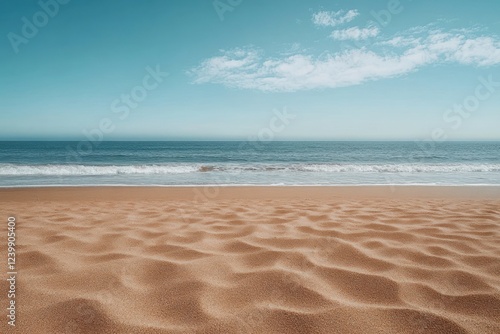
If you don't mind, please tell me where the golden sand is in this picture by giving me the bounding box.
[0,186,499,333]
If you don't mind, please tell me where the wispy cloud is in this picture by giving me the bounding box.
[378,36,421,47]
[190,31,500,92]
[331,26,380,40]
[312,10,359,27]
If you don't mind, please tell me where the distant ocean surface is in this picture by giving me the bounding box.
[1,141,499,187]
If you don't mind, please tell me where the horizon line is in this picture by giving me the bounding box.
[1,139,500,142]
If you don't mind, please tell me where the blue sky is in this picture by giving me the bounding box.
[1,0,500,140]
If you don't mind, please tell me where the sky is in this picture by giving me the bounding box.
[1,0,500,141]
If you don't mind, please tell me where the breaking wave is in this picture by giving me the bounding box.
[1,163,500,176]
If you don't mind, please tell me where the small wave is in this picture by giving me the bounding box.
[0,163,499,176]
[297,164,500,173]
[0,164,199,176]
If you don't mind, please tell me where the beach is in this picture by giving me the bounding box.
[4,0,500,333]
[1,186,499,333]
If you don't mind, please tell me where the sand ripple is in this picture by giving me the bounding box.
[1,196,500,333]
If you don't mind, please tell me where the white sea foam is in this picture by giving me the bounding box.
[1,163,500,176]
[296,164,500,173]
[0,164,199,176]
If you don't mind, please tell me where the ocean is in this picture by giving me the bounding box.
[0,141,499,187]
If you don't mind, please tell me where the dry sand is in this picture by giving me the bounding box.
[1,186,499,334]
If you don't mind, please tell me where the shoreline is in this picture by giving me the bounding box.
[1,185,500,202]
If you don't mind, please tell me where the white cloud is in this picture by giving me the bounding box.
[190,48,430,92]
[331,26,380,40]
[447,36,500,66]
[312,10,359,27]
[378,36,421,47]
[190,31,500,92]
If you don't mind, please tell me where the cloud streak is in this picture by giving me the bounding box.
[331,26,380,40]
[190,29,500,92]
[312,10,359,27]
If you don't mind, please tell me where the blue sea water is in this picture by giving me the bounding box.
[0,141,499,187]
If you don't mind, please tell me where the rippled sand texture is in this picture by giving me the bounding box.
[1,191,500,333]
